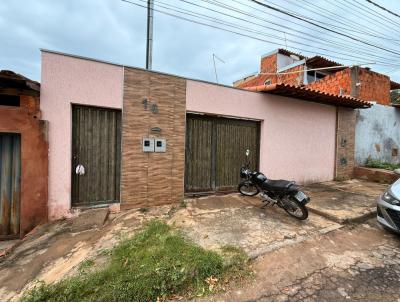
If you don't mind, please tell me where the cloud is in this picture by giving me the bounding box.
[1,0,400,84]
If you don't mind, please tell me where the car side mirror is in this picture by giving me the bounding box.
[394,169,400,176]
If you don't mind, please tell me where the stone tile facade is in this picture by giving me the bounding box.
[335,107,356,180]
[121,68,186,208]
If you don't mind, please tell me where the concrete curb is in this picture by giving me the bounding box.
[308,207,376,225]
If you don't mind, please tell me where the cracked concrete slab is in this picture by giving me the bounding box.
[172,194,341,258]
[304,180,387,224]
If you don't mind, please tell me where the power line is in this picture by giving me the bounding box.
[330,0,400,33]
[232,0,400,60]
[141,0,399,64]
[365,0,400,19]
[279,0,400,42]
[121,0,400,68]
[352,0,400,28]
[186,0,399,63]
[249,0,400,57]
[259,63,374,75]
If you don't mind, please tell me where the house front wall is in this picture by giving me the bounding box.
[42,52,339,220]
[41,52,124,219]
[186,80,337,184]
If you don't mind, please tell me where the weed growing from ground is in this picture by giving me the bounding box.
[22,220,248,302]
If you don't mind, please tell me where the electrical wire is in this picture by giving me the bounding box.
[326,0,400,34]
[180,0,400,63]
[121,0,400,68]
[249,0,400,57]
[365,0,400,19]
[276,0,400,42]
[259,63,373,75]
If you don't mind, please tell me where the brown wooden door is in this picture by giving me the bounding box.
[0,133,21,239]
[185,114,260,193]
[71,105,121,206]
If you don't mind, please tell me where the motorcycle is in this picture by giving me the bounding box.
[238,150,310,220]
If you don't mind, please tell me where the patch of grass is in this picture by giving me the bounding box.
[179,199,187,208]
[78,259,95,272]
[365,158,400,171]
[22,220,246,302]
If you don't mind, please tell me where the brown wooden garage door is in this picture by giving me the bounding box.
[71,105,121,206]
[185,114,260,193]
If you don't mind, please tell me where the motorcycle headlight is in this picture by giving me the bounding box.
[382,190,400,205]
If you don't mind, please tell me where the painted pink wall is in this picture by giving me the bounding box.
[41,52,124,219]
[186,80,336,184]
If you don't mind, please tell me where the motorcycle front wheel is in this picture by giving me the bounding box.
[238,181,259,196]
[280,196,308,220]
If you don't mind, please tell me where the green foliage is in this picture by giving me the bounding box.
[390,89,400,104]
[78,259,95,273]
[365,158,400,171]
[22,220,245,302]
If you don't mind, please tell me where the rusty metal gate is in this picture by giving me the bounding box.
[71,105,122,206]
[0,133,21,239]
[185,114,260,193]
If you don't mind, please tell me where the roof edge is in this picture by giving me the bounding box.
[40,49,255,93]
[245,83,372,109]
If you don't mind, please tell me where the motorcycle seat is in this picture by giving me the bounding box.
[261,179,295,191]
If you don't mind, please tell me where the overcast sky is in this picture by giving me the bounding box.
[1,0,400,85]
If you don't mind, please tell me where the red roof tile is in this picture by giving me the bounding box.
[244,83,372,109]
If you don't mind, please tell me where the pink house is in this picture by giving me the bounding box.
[40,50,370,219]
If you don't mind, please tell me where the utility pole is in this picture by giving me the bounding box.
[146,0,154,70]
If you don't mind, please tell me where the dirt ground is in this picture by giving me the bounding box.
[198,220,400,302]
[0,179,393,302]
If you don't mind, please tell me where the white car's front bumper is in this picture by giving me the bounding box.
[377,195,400,233]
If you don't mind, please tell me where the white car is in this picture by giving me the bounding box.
[377,169,400,233]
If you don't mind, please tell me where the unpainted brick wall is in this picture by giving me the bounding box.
[121,68,186,208]
[357,68,391,105]
[260,53,278,74]
[335,107,356,180]
[0,95,49,237]
[277,65,304,86]
[306,69,352,96]
[236,54,303,88]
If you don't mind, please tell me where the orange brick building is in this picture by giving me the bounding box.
[234,49,400,105]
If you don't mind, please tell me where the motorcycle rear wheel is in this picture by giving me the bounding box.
[238,181,259,196]
[280,196,308,220]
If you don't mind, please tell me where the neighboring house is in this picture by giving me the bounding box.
[235,48,400,165]
[0,70,48,239]
[40,50,370,220]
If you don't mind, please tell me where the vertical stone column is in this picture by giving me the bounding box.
[335,107,356,180]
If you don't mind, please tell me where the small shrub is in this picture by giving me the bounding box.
[365,158,400,171]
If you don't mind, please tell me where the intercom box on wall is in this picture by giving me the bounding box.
[154,139,166,152]
[142,138,155,152]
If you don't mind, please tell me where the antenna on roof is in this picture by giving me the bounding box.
[213,53,225,84]
[284,33,287,50]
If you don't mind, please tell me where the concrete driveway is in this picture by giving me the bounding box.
[172,180,387,258]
